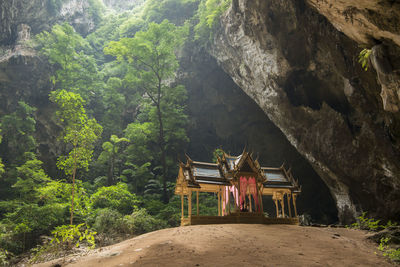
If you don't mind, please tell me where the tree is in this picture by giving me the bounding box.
[0,126,4,177]
[0,102,37,166]
[36,23,104,106]
[50,90,102,225]
[123,122,154,193]
[104,20,189,202]
[12,154,51,202]
[97,135,129,186]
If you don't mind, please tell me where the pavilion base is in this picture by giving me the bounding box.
[181,212,299,226]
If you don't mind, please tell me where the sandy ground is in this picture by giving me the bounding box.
[34,224,391,267]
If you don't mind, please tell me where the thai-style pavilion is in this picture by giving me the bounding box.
[174,150,301,225]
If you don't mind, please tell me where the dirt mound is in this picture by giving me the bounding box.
[34,224,390,266]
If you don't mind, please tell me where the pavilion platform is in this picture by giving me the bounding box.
[181,212,299,226]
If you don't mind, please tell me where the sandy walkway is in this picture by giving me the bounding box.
[35,224,391,267]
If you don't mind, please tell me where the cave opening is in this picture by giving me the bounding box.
[182,52,339,224]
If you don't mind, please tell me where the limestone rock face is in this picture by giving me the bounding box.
[0,0,96,46]
[306,0,400,113]
[306,0,400,47]
[0,0,97,174]
[211,0,400,223]
[102,0,144,11]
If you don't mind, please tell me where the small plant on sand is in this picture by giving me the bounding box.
[378,237,400,263]
[29,223,96,264]
[51,223,96,249]
[350,212,383,231]
[0,249,10,266]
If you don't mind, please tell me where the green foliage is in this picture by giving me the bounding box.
[143,194,180,226]
[212,148,224,163]
[47,0,66,14]
[90,183,139,214]
[0,126,4,177]
[12,155,51,202]
[194,0,231,44]
[358,48,372,71]
[350,212,382,231]
[37,180,91,221]
[87,0,105,25]
[51,223,96,249]
[385,220,399,228]
[0,248,10,267]
[100,78,127,136]
[118,16,147,38]
[142,0,199,25]
[0,203,67,254]
[97,135,130,185]
[105,20,189,202]
[121,208,166,235]
[0,101,37,165]
[0,1,233,261]
[378,237,400,263]
[50,90,102,176]
[36,23,104,104]
[91,208,123,235]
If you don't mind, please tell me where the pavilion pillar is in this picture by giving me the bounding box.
[218,190,221,216]
[259,186,264,214]
[273,196,279,218]
[181,193,184,219]
[287,193,292,218]
[222,187,225,216]
[196,191,199,216]
[280,196,285,218]
[249,193,252,212]
[292,194,298,217]
[227,187,230,214]
[188,190,192,219]
[237,180,240,210]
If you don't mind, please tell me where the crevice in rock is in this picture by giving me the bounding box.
[283,70,351,114]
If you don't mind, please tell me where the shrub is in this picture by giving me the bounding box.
[92,208,123,234]
[0,248,10,266]
[50,223,96,250]
[0,203,68,254]
[29,223,96,264]
[121,209,166,235]
[350,212,383,231]
[157,205,180,227]
[90,183,139,214]
[378,237,400,263]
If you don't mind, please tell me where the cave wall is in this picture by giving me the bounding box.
[306,0,400,113]
[211,0,400,223]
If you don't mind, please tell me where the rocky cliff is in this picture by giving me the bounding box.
[0,0,97,174]
[211,0,400,223]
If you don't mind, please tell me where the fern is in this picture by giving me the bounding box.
[358,48,372,71]
[378,237,400,263]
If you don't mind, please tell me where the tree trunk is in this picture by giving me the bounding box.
[70,146,77,225]
[157,103,168,203]
[108,146,115,186]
